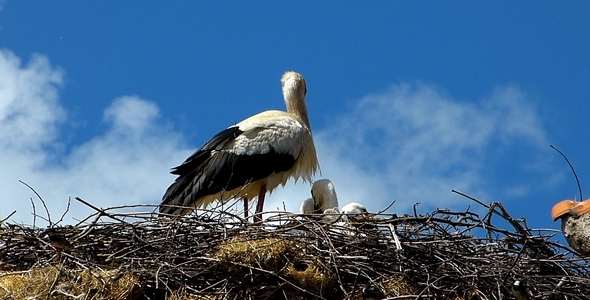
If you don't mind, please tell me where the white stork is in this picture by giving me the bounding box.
[160,71,319,222]
[300,179,339,214]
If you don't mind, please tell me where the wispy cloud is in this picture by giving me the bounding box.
[0,49,557,225]
[269,83,554,215]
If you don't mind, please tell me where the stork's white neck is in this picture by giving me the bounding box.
[284,93,310,129]
[281,73,311,129]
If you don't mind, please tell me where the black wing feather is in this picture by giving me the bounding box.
[160,126,297,214]
[171,126,242,176]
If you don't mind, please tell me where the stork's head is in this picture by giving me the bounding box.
[311,179,339,212]
[281,71,307,102]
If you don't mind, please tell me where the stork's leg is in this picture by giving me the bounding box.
[243,196,249,220]
[253,184,267,223]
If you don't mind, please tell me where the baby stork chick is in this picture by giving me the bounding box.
[300,179,339,214]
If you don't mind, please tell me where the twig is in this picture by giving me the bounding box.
[74,197,127,224]
[20,180,52,226]
[388,223,403,251]
[377,199,397,214]
[550,144,583,201]
[55,197,72,226]
[29,197,36,228]
[0,210,17,223]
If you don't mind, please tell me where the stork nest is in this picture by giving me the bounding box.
[0,191,589,300]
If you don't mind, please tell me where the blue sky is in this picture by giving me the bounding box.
[1,2,589,232]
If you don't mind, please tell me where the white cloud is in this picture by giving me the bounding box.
[0,49,191,225]
[0,49,64,152]
[103,96,160,135]
[44,96,190,214]
[0,49,67,223]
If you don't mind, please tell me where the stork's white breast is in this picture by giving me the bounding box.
[228,110,309,157]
